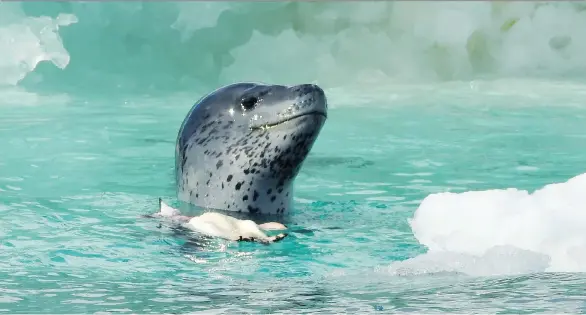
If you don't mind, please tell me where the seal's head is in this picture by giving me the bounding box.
[176,83,327,216]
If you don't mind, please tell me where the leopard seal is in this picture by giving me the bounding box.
[176,82,327,216]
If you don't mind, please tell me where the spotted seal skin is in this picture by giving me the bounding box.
[175,83,327,216]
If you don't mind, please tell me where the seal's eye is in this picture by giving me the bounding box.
[241,96,258,110]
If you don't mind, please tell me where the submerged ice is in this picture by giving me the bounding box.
[0,2,76,86]
[3,2,586,91]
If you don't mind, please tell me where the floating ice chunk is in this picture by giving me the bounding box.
[406,173,586,274]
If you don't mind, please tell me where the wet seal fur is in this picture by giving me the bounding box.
[176,83,327,217]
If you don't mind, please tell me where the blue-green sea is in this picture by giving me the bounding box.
[3,1,586,314]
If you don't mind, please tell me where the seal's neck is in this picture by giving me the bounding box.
[178,172,294,216]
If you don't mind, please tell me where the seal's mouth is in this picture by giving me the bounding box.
[250,111,327,130]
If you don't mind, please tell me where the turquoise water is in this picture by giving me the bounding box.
[3,1,586,314]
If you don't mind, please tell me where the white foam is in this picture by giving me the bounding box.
[395,172,586,275]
